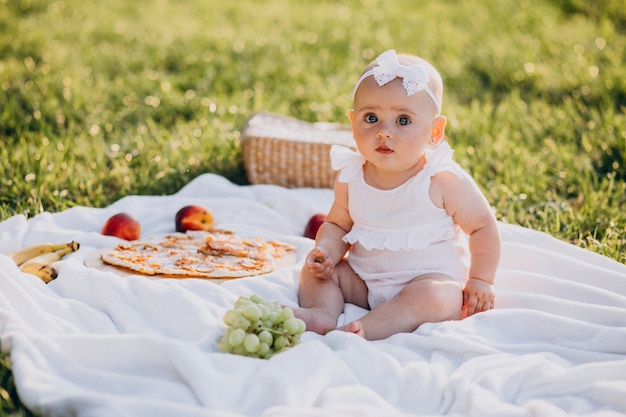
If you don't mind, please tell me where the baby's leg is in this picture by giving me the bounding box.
[295,260,368,335]
[338,274,462,340]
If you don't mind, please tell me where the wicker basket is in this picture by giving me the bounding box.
[240,112,356,189]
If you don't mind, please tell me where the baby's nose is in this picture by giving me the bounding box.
[377,123,393,139]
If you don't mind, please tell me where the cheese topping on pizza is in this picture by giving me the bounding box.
[100,230,295,278]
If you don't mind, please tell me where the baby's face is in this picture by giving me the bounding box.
[350,76,439,174]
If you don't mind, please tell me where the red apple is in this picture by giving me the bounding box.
[304,213,327,239]
[101,212,141,241]
[175,205,214,232]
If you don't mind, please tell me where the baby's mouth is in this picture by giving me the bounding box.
[376,145,393,154]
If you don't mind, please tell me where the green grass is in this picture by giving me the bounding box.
[0,349,34,417]
[1,0,625,414]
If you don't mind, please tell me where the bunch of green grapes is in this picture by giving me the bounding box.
[218,294,306,359]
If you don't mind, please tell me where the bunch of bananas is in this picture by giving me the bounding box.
[6,241,80,283]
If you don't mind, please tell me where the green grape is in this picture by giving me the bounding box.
[245,320,260,331]
[243,304,263,321]
[249,294,264,304]
[268,300,280,310]
[222,327,233,343]
[297,319,306,334]
[259,304,271,320]
[222,310,235,326]
[283,318,303,335]
[274,335,288,351]
[233,297,246,309]
[232,345,247,356]
[228,328,246,347]
[268,311,279,324]
[258,330,273,345]
[218,337,231,353]
[233,316,251,330]
[257,342,271,358]
[244,333,260,353]
[278,307,294,323]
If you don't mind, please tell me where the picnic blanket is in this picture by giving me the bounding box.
[1,173,625,417]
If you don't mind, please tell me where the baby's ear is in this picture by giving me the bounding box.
[348,110,356,131]
[431,115,447,144]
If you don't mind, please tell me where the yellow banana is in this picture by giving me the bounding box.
[20,243,80,284]
[7,241,78,266]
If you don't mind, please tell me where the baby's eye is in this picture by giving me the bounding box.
[365,114,378,123]
[397,116,410,126]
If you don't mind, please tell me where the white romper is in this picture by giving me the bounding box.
[330,142,470,308]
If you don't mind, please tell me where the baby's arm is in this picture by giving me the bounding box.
[431,171,501,316]
[304,179,352,279]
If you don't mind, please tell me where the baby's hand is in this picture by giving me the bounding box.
[305,246,334,280]
[462,277,495,317]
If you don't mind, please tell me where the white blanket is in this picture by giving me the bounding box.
[1,173,625,417]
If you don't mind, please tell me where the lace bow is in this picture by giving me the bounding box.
[330,145,365,183]
[353,49,441,113]
[372,50,431,97]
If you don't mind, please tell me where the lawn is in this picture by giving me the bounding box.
[1,0,625,414]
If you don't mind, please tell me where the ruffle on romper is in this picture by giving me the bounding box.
[343,218,457,251]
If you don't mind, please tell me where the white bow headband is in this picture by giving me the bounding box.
[353,50,441,113]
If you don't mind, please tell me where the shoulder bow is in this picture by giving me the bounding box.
[330,145,365,183]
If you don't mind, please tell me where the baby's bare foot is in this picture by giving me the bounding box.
[337,320,365,338]
[292,307,337,335]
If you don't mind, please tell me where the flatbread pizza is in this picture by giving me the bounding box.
[98,230,295,279]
